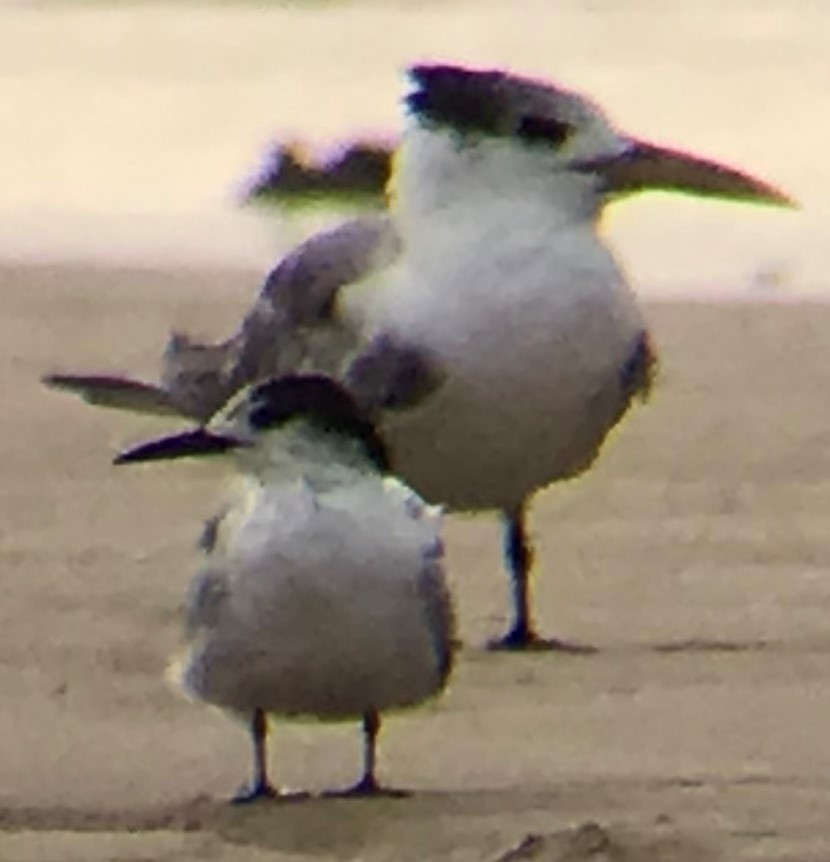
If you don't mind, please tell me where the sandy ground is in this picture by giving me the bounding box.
[1,261,830,860]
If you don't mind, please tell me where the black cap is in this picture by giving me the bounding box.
[407,64,574,147]
[247,374,390,473]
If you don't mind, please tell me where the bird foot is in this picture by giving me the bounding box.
[231,781,310,805]
[322,775,410,799]
[487,629,598,654]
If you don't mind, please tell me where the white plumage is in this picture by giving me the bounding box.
[178,474,447,720]
[357,126,646,510]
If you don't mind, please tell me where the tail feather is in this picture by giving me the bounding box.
[42,373,188,418]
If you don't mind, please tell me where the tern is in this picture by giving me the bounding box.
[115,373,454,801]
[46,63,794,651]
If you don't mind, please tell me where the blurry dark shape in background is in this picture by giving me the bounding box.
[241,139,394,206]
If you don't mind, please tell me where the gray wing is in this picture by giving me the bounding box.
[183,565,230,636]
[43,214,403,422]
[417,538,456,686]
[344,332,447,415]
[42,333,244,423]
[618,329,657,405]
[197,506,230,554]
[560,329,658,478]
[223,213,400,390]
[42,373,191,418]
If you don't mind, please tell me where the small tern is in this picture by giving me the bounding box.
[47,63,794,651]
[114,374,454,801]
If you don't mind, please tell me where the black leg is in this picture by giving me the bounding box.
[232,708,279,803]
[354,709,381,794]
[324,711,408,798]
[488,502,597,653]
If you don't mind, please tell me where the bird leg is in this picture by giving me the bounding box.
[488,503,596,652]
[232,708,281,803]
[325,710,408,798]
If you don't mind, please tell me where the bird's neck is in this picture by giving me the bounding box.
[389,126,601,240]
[240,426,379,493]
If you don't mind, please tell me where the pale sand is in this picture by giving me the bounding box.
[2,261,830,860]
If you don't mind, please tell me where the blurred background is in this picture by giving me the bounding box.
[2,0,825,295]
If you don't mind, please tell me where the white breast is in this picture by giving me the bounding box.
[373,197,646,511]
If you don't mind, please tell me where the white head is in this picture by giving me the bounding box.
[114,375,390,487]
[390,63,794,223]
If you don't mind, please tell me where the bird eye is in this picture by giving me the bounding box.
[516,115,572,147]
[248,403,274,431]
[247,390,283,430]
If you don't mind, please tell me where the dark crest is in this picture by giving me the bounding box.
[248,374,390,472]
[407,65,509,136]
[406,64,574,146]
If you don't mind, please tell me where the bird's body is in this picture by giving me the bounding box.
[179,467,449,721]
[48,64,792,649]
[117,376,454,799]
[351,129,648,509]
